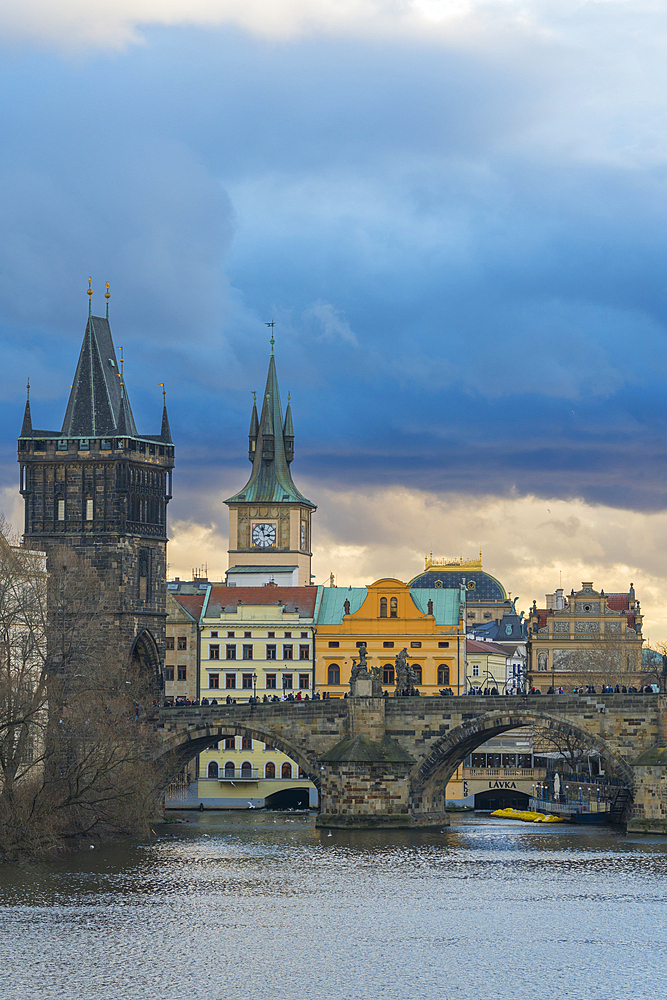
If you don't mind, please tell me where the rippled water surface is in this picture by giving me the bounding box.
[1,813,667,1000]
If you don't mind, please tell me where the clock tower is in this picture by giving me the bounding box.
[225,344,316,586]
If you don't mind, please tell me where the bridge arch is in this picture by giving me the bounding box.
[409,708,634,804]
[156,720,322,793]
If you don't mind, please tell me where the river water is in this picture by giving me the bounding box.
[1,812,666,1000]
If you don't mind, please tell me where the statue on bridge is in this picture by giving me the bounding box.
[395,647,418,696]
[349,642,369,691]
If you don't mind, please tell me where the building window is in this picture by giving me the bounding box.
[383,664,394,685]
[210,644,220,660]
[355,641,365,648]
[224,761,235,777]
[472,665,479,677]
[267,631,276,638]
[300,632,308,639]
[413,665,422,684]
[390,597,398,618]
[57,439,68,451]
[282,674,293,690]
[207,761,219,779]
[328,664,340,685]
[242,673,253,689]
[265,762,276,778]
[166,637,174,650]
[177,637,187,650]
[209,673,219,688]
[242,644,253,660]
[328,641,339,648]
[383,641,394,648]
[266,673,277,689]
[227,631,235,638]
[224,644,236,660]
[226,674,236,689]
[438,641,449,648]
[165,666,174,681]
[79,439,89,450]
[283,644,293,660]
[225,737,235,750]
[85,496,93,521]
[437,665,449,685]
[57,498,65,521]
[282,762,292,779]
[211,631,218,638]
[242,736,252,750]
[380,597,388,618]
[266,644,277,660]
[241,761,252,778]
[299,645,309,660]
[177,665,186,681]
[410,641,422,649]
[299,674,310,689]
[284,631,292,638]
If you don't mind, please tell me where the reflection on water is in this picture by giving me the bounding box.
[1,812,667,1000]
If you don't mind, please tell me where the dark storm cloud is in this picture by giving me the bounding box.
[1,15,667,522]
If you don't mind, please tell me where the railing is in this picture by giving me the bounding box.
[529,796,610,815]
[463,768,546,779]
[216,768,259,781]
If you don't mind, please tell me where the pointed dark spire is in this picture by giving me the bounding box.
[61,314,137,437]
[248,392,259,462]
[225,351,314,508]
[20,381,32,436]
[160,386,172,443]
[283,392,294,464]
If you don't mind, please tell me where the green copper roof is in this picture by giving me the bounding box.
[225,354,315,508]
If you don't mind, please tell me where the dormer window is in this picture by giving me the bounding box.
[57,439,68,451]
[79,439,89,451]
[380,597,387,618]
[390,597,398,618]
[100,439,111,450]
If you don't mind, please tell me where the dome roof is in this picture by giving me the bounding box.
[409,563,507,601]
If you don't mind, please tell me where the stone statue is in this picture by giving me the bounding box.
[370,665,383,697]
[395,647,410,694]
[349,642,370,692]
[343,599,351,615]
[357,642,368,671]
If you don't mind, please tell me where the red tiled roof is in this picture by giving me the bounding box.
[606,593,629,612]
[205,586,317,617]
[467,638,507,655]
[536,610,548,630]
[173,594,205,620]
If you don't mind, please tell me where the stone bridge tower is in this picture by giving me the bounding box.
[17,282,175,680]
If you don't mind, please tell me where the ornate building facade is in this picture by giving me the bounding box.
[527,582,644,690]
[410,554,510,626]
[17,288,174,679]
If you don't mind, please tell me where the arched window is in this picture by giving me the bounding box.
[328,664,340,685]
[413,665,422,685]
[207,761,219,778]
[390,597,398,618]
[380,597,387,618]
[85,495,93,521]
[437,664,449,685]
[241,761,252,778]
[224,761,235,777]
[383,664,394,685]
[282,762,292,779]
[265,762,276,779]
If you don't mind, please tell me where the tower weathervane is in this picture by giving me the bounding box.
[265,321,275,356]
[87,277,93,316]
[26,378,30,401]
[105,282,110,319]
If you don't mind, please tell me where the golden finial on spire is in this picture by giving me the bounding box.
[160,383,166,401]
[287,392,291,403]
[87,277,93,315]
[26,378,30,401]
[265,321,275,355]
[252,391,256,403]
[105,281,110,319]
[116,346,124,378]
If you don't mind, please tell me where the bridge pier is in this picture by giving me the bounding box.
[315,689,449,828]
[628,749,667,834]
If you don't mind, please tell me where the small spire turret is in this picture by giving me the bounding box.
[248,391,259,462]
[21,380,32,436]
[283,391,294,464]
[160,384,172,443]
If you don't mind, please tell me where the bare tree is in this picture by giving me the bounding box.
[0,522,163,859]
[532,725,597,773]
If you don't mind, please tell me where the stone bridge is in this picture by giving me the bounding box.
[157,692,667,833]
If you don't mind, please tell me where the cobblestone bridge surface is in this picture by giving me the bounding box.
[157,694,667,833]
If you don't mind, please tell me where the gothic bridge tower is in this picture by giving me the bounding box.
[225,339,316,586]
[17,282,175,679]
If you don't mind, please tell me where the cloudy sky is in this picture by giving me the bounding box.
[2,1,667,639]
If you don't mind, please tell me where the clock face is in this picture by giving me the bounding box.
[252,522,276,548]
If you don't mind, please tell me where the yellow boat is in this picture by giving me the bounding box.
[491,808,563,823]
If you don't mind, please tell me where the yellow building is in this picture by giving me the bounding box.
[315,578,466,696]
[164,588,205,704]
[465,639,508,694]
